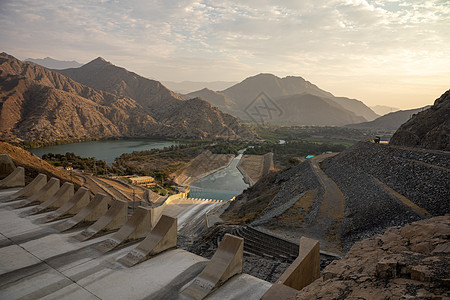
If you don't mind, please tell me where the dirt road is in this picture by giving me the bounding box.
[310,153,345,253]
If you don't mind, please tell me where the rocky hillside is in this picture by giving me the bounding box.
[222,142,449,253]
[57,57,254,140]
[186,73,379,124]
[347,106,430,130]
[221,73,334,105]
[274,94,366,126]
[0,141,81,187]
[0,53,255,143]
[390,90,450,150]
[296,215,450,300]
[182,88,240,116]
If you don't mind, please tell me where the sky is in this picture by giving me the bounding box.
[0,0,449,109]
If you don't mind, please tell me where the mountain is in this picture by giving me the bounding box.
[346,106,430,131]
[25,57,83,69]
[56,58,254,140]
[390,90,450,150]
[163,81,237,94]
[221,73,334,106]
[273,94,366,125]
[182,88,240,114]
[0,53,255,144]
[187,73,378,124]
[370,105,399,116]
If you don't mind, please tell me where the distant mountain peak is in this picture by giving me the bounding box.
[94,57,107,62]
[83,57,111,67]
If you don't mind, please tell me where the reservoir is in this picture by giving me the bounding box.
[188,150,249,201]
[29,139,181,165]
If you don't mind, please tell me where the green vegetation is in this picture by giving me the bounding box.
[114,142,207,186]
[242,125,376,167]
[245,140,346,165]
[207,141,248,155]
[251,124,377,144]
[150,186,167,196]
[42,152,111,175]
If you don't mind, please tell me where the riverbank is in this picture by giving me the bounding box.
[237,152,274,186]
[171,150,235,189]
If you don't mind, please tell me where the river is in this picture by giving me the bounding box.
[188,150,249,201]
[29,139,181,165]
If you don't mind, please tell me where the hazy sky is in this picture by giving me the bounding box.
[1,0,449,109]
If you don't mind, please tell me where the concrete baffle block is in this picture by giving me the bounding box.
[262,237,320,300]
[180,233,244,300]
[55,193,108,231]
[74,199,128,241]
[24,182,74,216]
[0,166,25,189]
[119,215,177,266]
[0,154,16,178]
[95,206,153,253]
[13,178,60,208]
[2,173,47,203]
[40,187,90,223]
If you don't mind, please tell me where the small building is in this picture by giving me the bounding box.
[128,176,154,186]
[65,166,73,171]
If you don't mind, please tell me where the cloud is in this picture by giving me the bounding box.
[0,0,449,107]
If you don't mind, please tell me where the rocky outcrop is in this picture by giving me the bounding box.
[390,90,450,150]
[0,53,255,143]
[296,215,450,300]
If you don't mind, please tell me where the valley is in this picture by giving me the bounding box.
[0,52,448,299]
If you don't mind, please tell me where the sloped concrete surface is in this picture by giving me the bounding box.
[0,187,272,299]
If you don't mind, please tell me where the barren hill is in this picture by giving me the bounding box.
[57,57,255,140]
[182,88,240,115]
[274,94,366,125]
[347,106,430,130]
[0,141,81,187]
[221,73,334,106]
[187,73,378,124]
[0,53,255,143]
[390,90,450,150]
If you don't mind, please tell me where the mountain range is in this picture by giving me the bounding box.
[0,53,255,144]
[183,73,379,126]
[162,81,237,94]
[25,57,83,69]
[370,105,399,116]
[346,106,430,131]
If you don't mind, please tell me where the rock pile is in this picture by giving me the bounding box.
[296,215,450,299]
[322,141,449,251]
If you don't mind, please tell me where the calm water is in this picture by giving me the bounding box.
[189,150,249,201]
[29,139,180,164]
